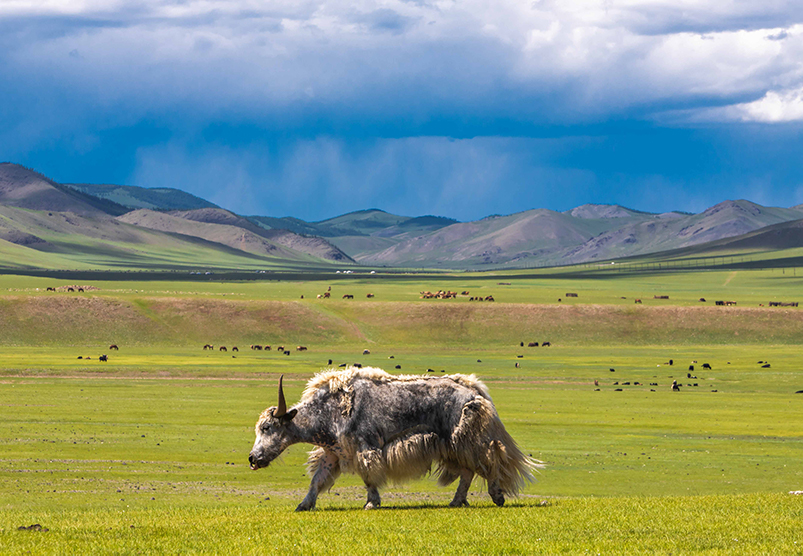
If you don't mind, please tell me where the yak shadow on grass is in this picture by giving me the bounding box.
[315,501,549,512]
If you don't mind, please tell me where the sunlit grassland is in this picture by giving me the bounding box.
[0,268,802,553]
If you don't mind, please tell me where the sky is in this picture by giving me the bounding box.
[1,1,803,221]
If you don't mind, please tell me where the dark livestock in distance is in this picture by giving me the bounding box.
[249,368,541,511]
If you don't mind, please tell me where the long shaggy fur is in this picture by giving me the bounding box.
[303,367,542,497]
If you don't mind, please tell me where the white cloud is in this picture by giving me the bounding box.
[1,1,803,125]
[726,87,803,122]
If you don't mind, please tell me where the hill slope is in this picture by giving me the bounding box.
[0,163,128,216]
[560,200,803,264]
[65,182,219,211]
[159,209,353,262]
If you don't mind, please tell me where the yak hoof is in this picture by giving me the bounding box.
[363,501,380,510]
[449,499,469,508]
[295,502,315,512]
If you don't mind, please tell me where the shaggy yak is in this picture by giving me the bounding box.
[249,367,541,511]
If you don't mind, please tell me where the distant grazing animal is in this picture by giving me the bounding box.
[317,295,322,299]
[363,349,371,355]
[77,356,83,359]
[277,346,285,352]
[671,380,680,391]
[515,362,520,368]
[668,359,673,366]
[702,363,711,370]
[99,354,107,362]
[654,295,668,299]
[249,369,542,511]
[461,291,469,295]
[761,363,771,368]
[565,293,578,298]
[67,287,75,292]
[634,299,642,304]
[264,345,271,351]
[231,346,238,352]
[689,365,694,371]
[78,288,84,293]
[609,368,615,372]
[485,295,495,302]
[366,293,375,298]
[520,342,524,347]
[251,345,263,351]
[203,344,214,350]
[300,295,304,299]
[284,351,291,355]
[46,287,55,292]
[395,365,401,369]
[220,346,227,352]
[699,298,706,302]
[328,359,333,365]
[109,344,119,350]
[343,294,354,299]
[541,342,551,347]
[528,342,539,347]
[297,346,308,351]
[323,292,330,298]
[715,301,724,306]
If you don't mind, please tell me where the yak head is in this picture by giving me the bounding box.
[249,375,298,470]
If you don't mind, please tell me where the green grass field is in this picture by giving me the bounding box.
[1,269,802,553]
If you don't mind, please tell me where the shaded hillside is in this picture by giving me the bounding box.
[165,209,353,262]
[117,210,315,261]
[0,205,317,271]
[66,182,219,211]
[653,217,803,258]
[560,200,803,264]
[0,163,128,216]
[357,208,650,267]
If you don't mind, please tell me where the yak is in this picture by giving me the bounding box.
[249,367,541,511]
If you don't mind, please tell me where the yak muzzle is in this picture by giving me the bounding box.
[249,451,270,470]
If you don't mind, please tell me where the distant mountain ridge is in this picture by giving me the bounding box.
[0,163,354,268]
[2,162,803,270]
[65,182,219,211]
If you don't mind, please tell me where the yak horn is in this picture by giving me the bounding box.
[276,374,287,417]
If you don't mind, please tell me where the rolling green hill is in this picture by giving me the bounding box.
[65,182,219,211]
[4,162,803,271]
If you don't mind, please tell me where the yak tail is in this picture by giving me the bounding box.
[446,396,545,497]
[490,424,545,497]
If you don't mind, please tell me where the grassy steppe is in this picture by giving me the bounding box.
[1,269,802,553]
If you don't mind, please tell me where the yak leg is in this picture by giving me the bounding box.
[449,468,474,507]
[295,450,340,512]
[364,485,381,510]
[488,480,505,507]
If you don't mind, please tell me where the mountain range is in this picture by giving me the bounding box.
[1,161,803,271]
